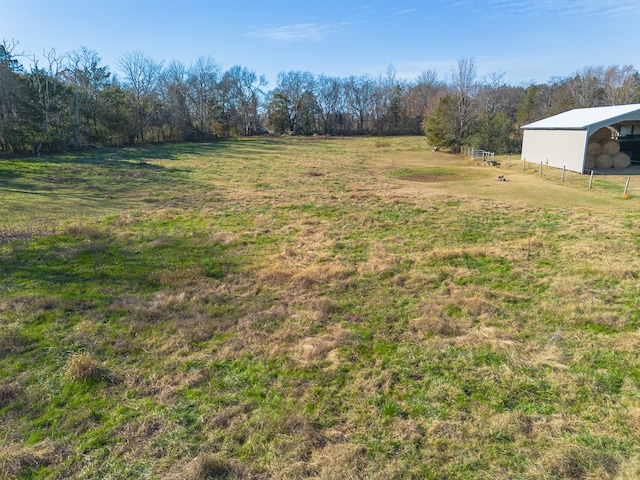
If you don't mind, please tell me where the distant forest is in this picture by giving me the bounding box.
[1,39,639,156]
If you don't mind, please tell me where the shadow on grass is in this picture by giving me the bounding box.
[0,143,224,200]
[1,228,228,302]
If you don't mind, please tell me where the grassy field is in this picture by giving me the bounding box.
[1,136,640,479]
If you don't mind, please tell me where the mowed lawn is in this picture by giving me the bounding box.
[1,137,640,479]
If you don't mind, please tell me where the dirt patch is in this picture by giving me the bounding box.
[396,172,458,183]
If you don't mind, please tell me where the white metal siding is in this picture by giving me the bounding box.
[521,129,588,173]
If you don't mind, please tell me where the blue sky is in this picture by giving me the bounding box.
[3,0,640,88]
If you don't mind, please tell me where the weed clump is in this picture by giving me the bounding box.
[0,383,21,407]
[186,453,250,480]
[64,353,110,383]
[0,327,27,355]
[0,441,63,479]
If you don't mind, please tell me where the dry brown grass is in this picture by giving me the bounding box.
[0,441,64,479]
[178,453,255,480]
[64,353,109,382]
[308,442,366,480]
[539,442,618,479]
[0,382,21,407]
[0,326,27,355]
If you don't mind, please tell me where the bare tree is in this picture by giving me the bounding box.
[158,61,191,141]
[446,57,480,148]
[272,71,316,134]
[118,51,163,143]
[315,75,345,135]
[221,65,266,135]
[186,56,219,139]
[409,69,443,111]
[563,66,604,107]
[345,75,374,134]
[63,47,110,146]
[603,65,640,105]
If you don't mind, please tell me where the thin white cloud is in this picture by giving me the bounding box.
[483,0,640,20]
[392,8,417,16]
[249,23,343,42]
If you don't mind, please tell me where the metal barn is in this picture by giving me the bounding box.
[520,104,640,173]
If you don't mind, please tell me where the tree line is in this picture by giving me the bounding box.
[1,39,639,156]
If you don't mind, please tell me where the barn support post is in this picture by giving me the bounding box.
[589,170,594,188]
[624,177,630,195]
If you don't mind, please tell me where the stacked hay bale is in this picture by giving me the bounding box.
[585,141,600,169]
[595,153,613,169]
[612,152,631,168]
[585,127,630,170]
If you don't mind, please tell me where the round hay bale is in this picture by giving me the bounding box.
[595,153,612,169]
[612,152,631,169]
[601,140,620,155]
[590,127,611,141]
[584,154,596,169]
[586,142,602,154]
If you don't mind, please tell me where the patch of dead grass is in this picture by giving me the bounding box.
[0,441,65,479]
[65,353,110,382]
[452,326,517,351]
[0,382,21,407]
[539,442,618,479]
[308,442,365,480]
[530,345,569,370]
[110,417,163,457]
[176,453,254,480]
[290,323,349,367]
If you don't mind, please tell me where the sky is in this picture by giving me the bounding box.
[3,0,640,89]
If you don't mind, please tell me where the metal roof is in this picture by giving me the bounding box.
[521,104,640,130]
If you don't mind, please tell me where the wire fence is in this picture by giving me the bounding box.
[494,155,640,197]
[463,146,495,163]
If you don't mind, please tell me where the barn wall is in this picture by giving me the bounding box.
[521,129,588,173]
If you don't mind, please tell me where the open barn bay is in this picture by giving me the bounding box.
[1,137,640,479]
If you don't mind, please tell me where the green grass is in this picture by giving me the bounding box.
[2,137,640,479]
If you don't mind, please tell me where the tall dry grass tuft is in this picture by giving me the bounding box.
[539,442,618,479]
[487,410,535,440]
[0,382,21,407]
[530,344,568,370]
[180,453,252,480]
[308,442,365,480]
[0,441,64,479]
[110,417,163,458]
[0,327,27,355]
[453,326,516,351]
[408,308,466,338]
[64,353,110,382]
[289,323,350,367]
[615,456,640,480]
